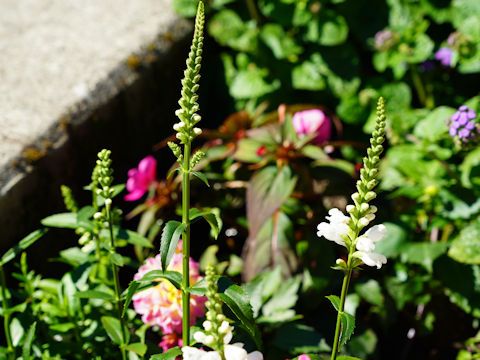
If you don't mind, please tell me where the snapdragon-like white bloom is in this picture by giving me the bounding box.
[317,208,350,246]
[356,224,387,252]
[357,251,387,269]
[182,343,263,360]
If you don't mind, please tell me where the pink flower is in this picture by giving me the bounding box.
[292,109,331,145]
[435,47,453,67]
[124,155,157,201]
[132,253,206,335]
[298,355,311,360]
[159,332,182,352]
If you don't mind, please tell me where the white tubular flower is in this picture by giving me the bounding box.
[203,320,212,331]
[224,344,264,360]
[317,208,350,246]
[182,347,222,360]
[357,251,387,269]
[364,224,387,242]
[223,330,233,345]
[193,331,207,344]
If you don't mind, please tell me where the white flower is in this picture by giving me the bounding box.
[357,251,387,269]
[317,208,350,246]
[182,343,263,360]
[356,224,387,252]
[182,347,222,360]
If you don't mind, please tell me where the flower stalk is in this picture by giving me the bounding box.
[317,97,387,360]
[0,265,14,360]
[96,149,128,360]
[169,1,205,347]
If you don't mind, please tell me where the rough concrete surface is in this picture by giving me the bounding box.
[0,0,194,256]
[0,0,179,176]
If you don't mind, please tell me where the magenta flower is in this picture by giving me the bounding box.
[159,332,182,352]
[298,355,311,360]
[292,109,331,145]
[435,47,453,67]
[124,155,157,201]
[132,252,206,335]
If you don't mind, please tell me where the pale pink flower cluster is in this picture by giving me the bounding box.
[317,208,387,269]
[132,251,206,346]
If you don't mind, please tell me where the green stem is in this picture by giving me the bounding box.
[182,142,192,346]
[106,203,128,360]
[330,259,353,360]
[410,65,434,109]
[245,0,262,25]
[0,265,15,360]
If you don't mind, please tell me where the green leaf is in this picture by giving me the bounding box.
[208,10,258,52]
[339,311,355,346]
[449,219,480,264]
[337,356,362,360]
[124,342,147,356]
[260,23,302,61]
[111,252,125,267]
[10,317,24,346]
[101,316,123,345]
[160,220,187,271]
[0,228,47,266]
[305,10,349,46]
[137,270,183,290]
[41,212,91,230]
[373,222,407,258]
[413,106,455,141]
[118,228,153,248]
[172,0,199,17]
[218,277,262,349]
[122,281,140,317]
[167,167,181,179]
[230,67,280,100]
[76,290,114,300]
[189,208,222,240]
[460,147,480,188]
[401,242,448,272]
[150,347,183,360]
[22,322,36,360]
[191,171,210,187]
[354,280,384,306]
[292,61,326,91]
[261,276,301,319]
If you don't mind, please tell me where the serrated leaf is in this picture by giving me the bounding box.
[22,322,36,360]
[326,294,341,311]
[124,342,147,356]
[1,228,47,266]
[122,281,140,318]
[339,311,355,346]
[189,208,221,239]
[150,347,183,360]
[191,171,210,186]
[101,316,123,345]
[137,270,183,290]
[76,290,114,301]
[160,221,187,271]
[218,277,262,349]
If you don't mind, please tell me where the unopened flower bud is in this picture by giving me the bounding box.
[360,203,369,212]
[359,217,370,226]
[352,192,360,202]
[365,191,377,201]
[365,213,375,222]
[204,335,215,346]
[194,127,202,136]
[346,205,355,213]
[94,212,103,220]
[369,205,378,213]
[193,331,207,344]
[192,114,201,124]
[105,198,112,206]
[203,320,212,331]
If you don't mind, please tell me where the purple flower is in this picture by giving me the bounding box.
[448,106,478,142]
[292,109,331,145]
[435,47,453,67]
[124,155,157,201]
